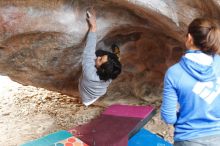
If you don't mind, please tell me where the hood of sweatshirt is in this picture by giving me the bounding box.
[179,50,216,82]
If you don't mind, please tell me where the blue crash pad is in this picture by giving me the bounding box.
[21,130,72,146]
[128,128,173,146]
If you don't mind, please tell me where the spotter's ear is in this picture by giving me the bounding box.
[187,33,194,45]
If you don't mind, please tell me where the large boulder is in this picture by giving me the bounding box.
[0,0,220,97]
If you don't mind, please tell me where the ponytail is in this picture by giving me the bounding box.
[206,26,220,54]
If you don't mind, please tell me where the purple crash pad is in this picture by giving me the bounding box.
[102,104,156,138]
[102,104,154,119]
[68,104,156,146]
[69,115,140,146]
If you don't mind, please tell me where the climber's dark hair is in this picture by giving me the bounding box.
[188,18,220,55]
[95,50,121,81]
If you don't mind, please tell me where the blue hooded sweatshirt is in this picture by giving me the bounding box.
[161,50,220,141]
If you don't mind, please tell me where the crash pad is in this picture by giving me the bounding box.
[52,136,88,146]
[21,130,72,146]
[102,104,154,119]
[128,128,173,146]
[69,104,156,146]
[102,104,156,138]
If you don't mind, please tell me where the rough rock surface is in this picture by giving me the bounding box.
[1,0,220,98]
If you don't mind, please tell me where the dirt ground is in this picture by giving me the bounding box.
[0,76,174,146]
